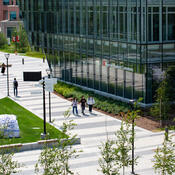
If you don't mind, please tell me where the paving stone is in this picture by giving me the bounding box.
[0,52,173,175]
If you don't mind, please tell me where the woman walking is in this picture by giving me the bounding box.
[87,96,95,113]
[80,96,86,115]
[72,97,78,115]
[1,63,5,75]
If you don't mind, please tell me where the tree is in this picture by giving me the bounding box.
[164,65,175,101]
[98,139,120,175]
[98,116,138,175]
[0,32,7,48]
[35,109,81,175]
[114,119,137,175]
[153,132,175,175]
[151,75,171,127]
[0,124,21,175]
[151,66,175,126]
[0,149,21,175]
[12,24,30,53]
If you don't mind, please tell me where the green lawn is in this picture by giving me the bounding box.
[0,98,64,145]
[0,45,45,59]
[24,51,45,58]
[0,45,16,53]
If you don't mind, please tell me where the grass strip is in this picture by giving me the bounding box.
[0,98,64,145]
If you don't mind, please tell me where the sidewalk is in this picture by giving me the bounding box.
[0,52,169,175]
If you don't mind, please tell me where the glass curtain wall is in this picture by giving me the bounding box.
[18,0,175,104]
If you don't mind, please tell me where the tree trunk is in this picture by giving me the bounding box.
[160,98,163,128]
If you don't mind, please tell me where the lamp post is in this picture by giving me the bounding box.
[4,53,10,96]
[42,77,47,136]
[129,99,136,175]
[46,68,52,123]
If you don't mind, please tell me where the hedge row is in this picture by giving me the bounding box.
[54,81,130,115]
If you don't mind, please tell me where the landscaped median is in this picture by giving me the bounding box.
[0,97,64,146]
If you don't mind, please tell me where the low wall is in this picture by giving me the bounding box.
[0,138,81,152]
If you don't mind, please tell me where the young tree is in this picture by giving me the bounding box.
[98,139,120,175]
[0,149,21,175]
[99,117,138,175]
[153,132,175,175]
[35,109,81,175]
[0,32,7,48]
[12,25,30,53]
[114,119,137,175]
[151,66,175,127]
[151,80,170,127]
[0,124,21,175]
[17,25,30,53]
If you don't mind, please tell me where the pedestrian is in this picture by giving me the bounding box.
[80,96,86,115]
[1,63,5,75]
[87,96,95,113]
[13,78,18,96]
[72,97,78,115]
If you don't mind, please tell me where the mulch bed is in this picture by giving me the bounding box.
[53,91,163,132]
[93,107,161,131]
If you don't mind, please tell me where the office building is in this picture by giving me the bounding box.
[18,0,175,104]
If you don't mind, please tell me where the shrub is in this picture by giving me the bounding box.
[54,81,130,115]
[0,32,7,48]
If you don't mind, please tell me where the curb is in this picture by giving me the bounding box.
[0,138,81,152]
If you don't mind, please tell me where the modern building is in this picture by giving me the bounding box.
[18,0,175,104]
[0,0,22,39]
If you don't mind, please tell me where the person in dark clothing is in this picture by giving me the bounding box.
[13,78,18,96]
[1,63,5,75]
[80,96,86,115]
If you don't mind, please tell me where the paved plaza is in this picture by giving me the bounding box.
[0,52,173,175]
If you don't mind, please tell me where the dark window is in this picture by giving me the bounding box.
[7,27,15,38]
[10,11,17,20]
[3,0,9,5]
[153,14,159,41]
[168,14,175,40]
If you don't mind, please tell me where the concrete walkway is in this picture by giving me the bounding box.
[0,52,173,175]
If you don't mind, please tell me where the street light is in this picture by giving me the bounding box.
[4,53,10,96]
[129,99,136,175]
[41,77,47,138]
[46,68,52,123]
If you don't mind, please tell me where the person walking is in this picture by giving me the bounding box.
[13,78,18,96]
[80,96,86,115]
[72,97,78,115]
[1,63,5,75]
[87,96,95,113]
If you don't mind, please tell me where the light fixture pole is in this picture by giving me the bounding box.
[5,53,10,96]
[46,68,52,123]
[129,99,136,175]
[43,77,46,135]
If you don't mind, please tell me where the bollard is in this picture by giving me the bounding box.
[22,58,24,64]
[43,57,45,63]
[165,127,169,140]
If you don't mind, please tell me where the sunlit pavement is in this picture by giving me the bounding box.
[0,52,173,175]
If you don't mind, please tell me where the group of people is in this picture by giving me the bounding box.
[72,96,95,115]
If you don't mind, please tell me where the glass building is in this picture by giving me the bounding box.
[18,0,175,104]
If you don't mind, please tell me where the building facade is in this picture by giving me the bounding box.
[18,0,175,104]
[0,0,22,38]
